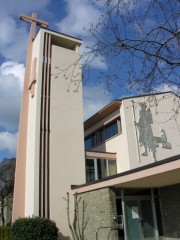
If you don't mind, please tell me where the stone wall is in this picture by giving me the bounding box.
[159,184,180,239]
[77,188,119,240]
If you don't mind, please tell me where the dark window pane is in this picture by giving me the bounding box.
[100,128,105,143]
[97,159,102,179]
[106,121,118,139]
[86,159,95,182]
[101,159,107,178]
[92,133,97,147]
[85,137,92,150]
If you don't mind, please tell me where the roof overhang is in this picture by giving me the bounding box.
[85,151,116,160]
[72,156,180,194]
[84,100,121,130]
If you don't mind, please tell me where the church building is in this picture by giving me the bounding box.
[13,14,180,240]
[73,92,180,240]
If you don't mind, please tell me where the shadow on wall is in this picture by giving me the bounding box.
[58,232,71,240]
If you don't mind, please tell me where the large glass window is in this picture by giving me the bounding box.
[85,117,121,150]
[86,158,117,183]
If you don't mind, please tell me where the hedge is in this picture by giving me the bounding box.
[0,226,11,240]
[11,216,59,240]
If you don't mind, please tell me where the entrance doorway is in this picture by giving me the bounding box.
[125,199,156,240]
[116,189,162,240]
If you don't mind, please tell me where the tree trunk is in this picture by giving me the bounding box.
[1,200,5,226]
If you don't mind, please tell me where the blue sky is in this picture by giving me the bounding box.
[0,0,123,161]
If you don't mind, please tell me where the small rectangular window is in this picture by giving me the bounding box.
[86,159,95,182]
[100,128,105,143]
[85,137,92,150]
[106,121,118,139]
[92,133,97,147]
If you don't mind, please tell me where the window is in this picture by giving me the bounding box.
[108,160,117,176]
[86,159,95,183]
[99,128,105,143]
[85,117,121,150]
[85,137,92,150]
[86,158,117,183]
[92,132,97,146]
[106,121,118,139]
[85,133,97,150]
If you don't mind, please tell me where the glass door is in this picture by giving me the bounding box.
[125,199,156,240]
[141,200,156,239]
[126,200,142,240]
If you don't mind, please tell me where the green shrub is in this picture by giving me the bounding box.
[11,216,59,240]
[0,226,11,240]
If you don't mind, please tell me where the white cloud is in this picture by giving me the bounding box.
[0,0,50,157]
[83,84,113,120]
[57,0,102,36]
[1,61,24,89]
[80,39,107,69]
[56,0,107,70]
[0,0,50,61]
[0,131,18,154]
[0,61,25,131]
[0,16,16,46]
[0,15,28,62]
[0,0,50,16]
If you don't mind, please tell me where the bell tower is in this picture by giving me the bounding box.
[13,13,85,237]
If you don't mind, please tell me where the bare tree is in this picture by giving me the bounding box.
[64,192,88,240]
[83,0,180,95]
[0,158,15,226]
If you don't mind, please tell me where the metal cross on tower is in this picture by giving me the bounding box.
[19,13,48,96]
[19,13,48,41]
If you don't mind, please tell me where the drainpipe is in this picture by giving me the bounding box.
[121,188,128,240]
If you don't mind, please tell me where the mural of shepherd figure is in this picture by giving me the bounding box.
[135,102,157,161]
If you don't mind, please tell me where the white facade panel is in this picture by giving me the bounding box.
[50,45,85,236]
[25,30,44,216]
[123,93,180,169]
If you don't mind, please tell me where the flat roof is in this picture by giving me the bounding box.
[71,154,180,193]
[35,28,82,50]
[44,27,82,42]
